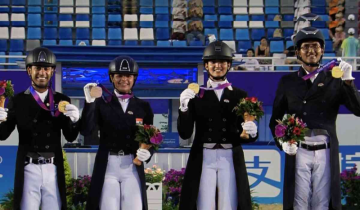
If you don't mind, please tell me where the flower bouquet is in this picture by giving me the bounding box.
[133,124,163,166]
[163,168,186,208]
[145,165,165,183]
[0,80,14,108]
[274,114,308,145]
[340,164,360,207]
[233,97,264,139]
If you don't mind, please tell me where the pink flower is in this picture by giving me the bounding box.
[293,127,301,136]
[275,124,287,138]
[250,97,258,103]
[0,87,4,95]
[150,133,163,145]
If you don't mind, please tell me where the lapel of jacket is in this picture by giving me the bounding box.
[24,87,43,113]
[294,68,312,100]
[305,70,327,99]
[109,94,125,119]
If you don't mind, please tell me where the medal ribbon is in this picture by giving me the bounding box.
[199,83,232,98]
[29,86,60,117]
[301,59,339,80]
[97,83,133,102]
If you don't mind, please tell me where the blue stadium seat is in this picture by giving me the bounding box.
[0,0,9,5]
[155,7,168,14]
[203,0,215,6]
[9,40,23,51]
[155,21,168,28]
[107,6,121,13]
[283,15,294,21]
[0,40,7,51]
[251,29,265,41]
[76,15,89,21]
[0,14,9,26]
[0,6,9,12]
[27,27,41,39]
[319,29,330,40]
[8,52,23,69]
[265,21,279,28]
[235,15,249,21]
[218,0,231,6]
[265,7,279,14]
[270,40,284,53]
[92,0,105,6]
[76,40,90,46]
[140,21,154,28]
[218,7,232,15]
[59,40,73,46]
[140,7,153,14]
[312,0,326,6]
[108,14,122,27]
[173,41,187,47]
[92,28,106,39]
[267,28,275,39]
[0,52,5,68]
[76,28,90,40]
[140,0,153,7]
[28,6,41,13]
[253,41,260,49]
[108,40,122,45]
[267,15,275,20]
[156,28,169,40]
[92,15,105,27]
[12,0,25,5]
[12,7,26,13]
[220,15,233,21]
[141,40,154,46]
[108,28,122,40]
[235,29,249,40]
[311,7,326,14]
[11,15,25,26]
[44,28,57,39]
[237,41,252,53]
[59,28,72,39]
[28,0,41,5]
[251,15,265,21]
[92,7,105,13]
[204,15,218,21]
[286,40,293,48]
[124,40,138,46]
[27,14,41,26]
[311,21,326,28]
[265,0,279,6]
[203,7,215,15]
[157,40,171,46]
[156,15,169,21]
[44,6,58,13]
[220,29,234,40]
[189,40,203,46]
[203,21,216,28]
[59,14,72,21]
[324,41,333,53]
[44,0,57,5]
[319,15,329,21]
[218,21,232,28]
[155,0,168,6]
[283,29,294,40]
[204,28,218,38]
[44,14,58,27]
[43,40,56,45]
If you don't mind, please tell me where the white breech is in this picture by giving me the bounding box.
[197,148,238,210]
[294,135,331,210]
[100,154,142,210]
[21,163,61,210]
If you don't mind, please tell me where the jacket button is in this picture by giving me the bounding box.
[208,138,212,141]
[45,145,49,149]
[303,112,307,116]
[34,145,38,149]
[33,119,37,123]
[33,133,37,137]
[303,100,306,104]
[222,138,226,142]
[223,118,226,122]
[209,128,212,132]
[222,128,226,132]
[209,118,212,122]
[47,133,50,137]
[320,112,324,115]
[126,135,130,139]
[237,129,240,133]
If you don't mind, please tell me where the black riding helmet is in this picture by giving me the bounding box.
[26,47,56,68]
[108,56,139,83]
[202,41,233,64]
[294,27,325,67]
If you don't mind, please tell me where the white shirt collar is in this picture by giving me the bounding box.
[114,90,130,103]
[36,89,48,102]
[207,79,233,90]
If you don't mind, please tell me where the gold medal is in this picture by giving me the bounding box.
[58,101,69,113]
[188,83,200,94]
[332,67,343,78]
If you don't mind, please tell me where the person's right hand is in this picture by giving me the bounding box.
[282,142,298,155]
[83,83,101,103]
[179,89,196,112]
[0,107,8,122]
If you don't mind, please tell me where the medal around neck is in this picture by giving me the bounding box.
[58,101,69,113]
[331,67,343,78]
[188,83,200,94]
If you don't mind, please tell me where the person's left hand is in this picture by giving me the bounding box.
[136,149,151,162]
[338,58,355,81]
[242,121,258,138]
[64,104,80,123]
